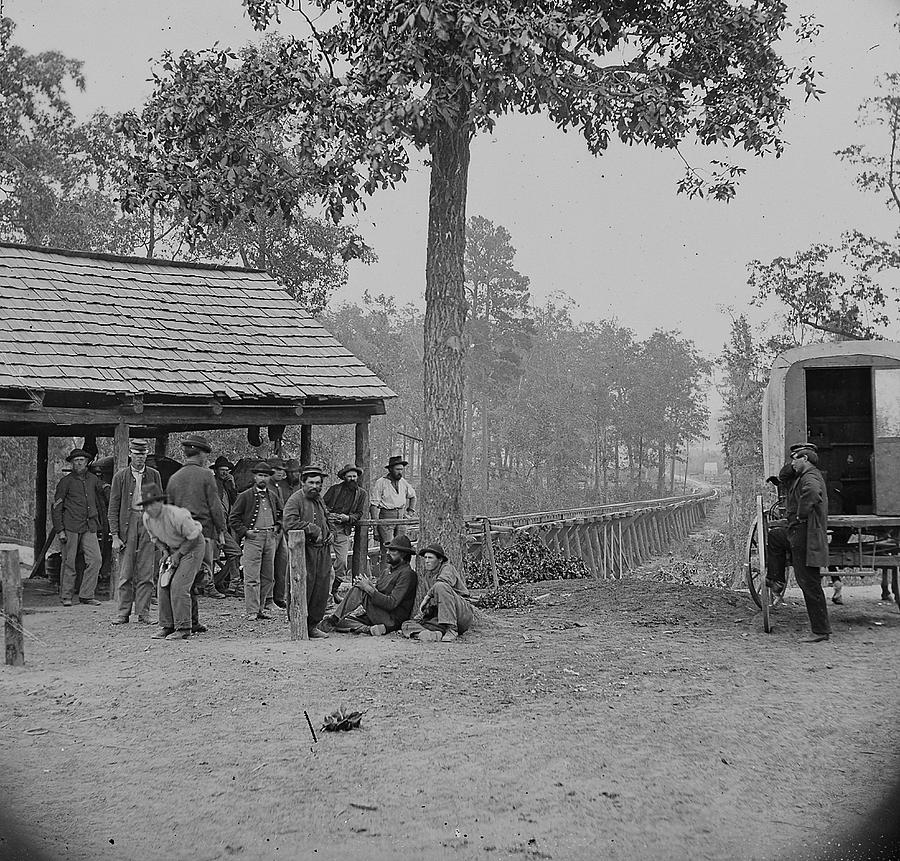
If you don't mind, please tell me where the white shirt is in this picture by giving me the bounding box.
[371,476,416,510]
[130,469,145,511]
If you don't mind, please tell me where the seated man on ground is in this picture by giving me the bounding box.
[401,543,473,643]
[320,535,418,636]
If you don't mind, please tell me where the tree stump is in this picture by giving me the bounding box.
[287,530,308,641]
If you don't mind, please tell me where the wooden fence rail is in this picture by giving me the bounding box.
[345,490,716,583]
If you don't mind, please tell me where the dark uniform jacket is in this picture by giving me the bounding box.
[323,482,368,534]
[166,462,226,539]
[108,466,163,540]
[367,560,418,627]
[52,471,106,534]
[786,464,829,567]
[229,486,284,539]
[282,489,332,547]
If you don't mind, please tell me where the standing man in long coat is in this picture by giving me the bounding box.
[770,443,831,643]
[108,439,162,624]
[282,465,332,639]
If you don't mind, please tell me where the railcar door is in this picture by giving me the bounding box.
[873,367,900,515]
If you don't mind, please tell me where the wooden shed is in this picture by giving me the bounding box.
[0,242,394,556]
[762,341,900,516]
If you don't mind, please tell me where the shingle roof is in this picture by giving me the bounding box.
[0,243,394,402]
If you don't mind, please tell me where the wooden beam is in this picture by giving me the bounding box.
[300,425,312,464]
[1,547,24,666]
[113,421,130,472]
[155,432,168,458]
[351,419,370,584]
[0,401,383,431]
[34,433,49,564]
[287,529,309,641]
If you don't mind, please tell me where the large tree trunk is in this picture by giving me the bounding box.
[481,388,489,497]
[421,117,470,566]
[656,439,666,495]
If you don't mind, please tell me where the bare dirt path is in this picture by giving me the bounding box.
[1,568,899,861]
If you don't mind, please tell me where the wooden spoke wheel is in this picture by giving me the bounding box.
[745,519,764,610]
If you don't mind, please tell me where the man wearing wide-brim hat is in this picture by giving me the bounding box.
[400,543,473,643]
[370,455,417,564]
[52,448,108,607]
[323,463,369,605]
[211,455,242,596]
[108,439,162,625]
[320,534,417,636]
[282,465,333,638]
[166,434,229,614]
[138,483,206,641]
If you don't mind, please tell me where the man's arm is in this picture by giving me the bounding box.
[369,478,382,519]
[51,476,68,534]
[367,567,416,611]
[349,488,368,526]
[796,473,823,520]
[282,493,320,538]
[405,481,417,515]
[206,474,227,534]
[108,471,123,537]
[228,492,249,538]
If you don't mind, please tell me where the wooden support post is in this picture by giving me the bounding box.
[34,433,49,563]
[588,524,603,578]
[351,420,371,585]
[288,529,309,641]
[561,525,573,557]
[2,548,24,666]
[483,518,499,590]
[617,519,625,577]
[570,524,585,566]
[300,425,312,465]
[155,432,169,459]
[114,420,130,472]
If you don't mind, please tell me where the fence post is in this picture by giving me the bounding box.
[287,530,308,641]
[2,548,24,666]
[482,518,499,591]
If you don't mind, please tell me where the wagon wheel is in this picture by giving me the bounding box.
[745,518,764,609]
[747,496,774,632]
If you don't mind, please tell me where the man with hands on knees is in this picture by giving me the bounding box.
[138,483,206,641]
[401,543,473,643]
[320,534,417,636]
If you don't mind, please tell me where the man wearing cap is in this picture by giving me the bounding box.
[767,444,832,643]
[139,483,206,641]
[166,434,228,607]
[108,440,162,624]
[323,464,369,604]
[212,456,242,595]
[229,461,284,621]
[284,458,302,495]
[320,534,417,636]
[282,466,333,638]
[52,448,107,607]
[370,455,417,563]
[401,544,473,642]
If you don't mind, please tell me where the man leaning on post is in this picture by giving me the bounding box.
[282,465,333,639]
[108,439,162,625]
[53,447,107,607]
[139,483,206,641]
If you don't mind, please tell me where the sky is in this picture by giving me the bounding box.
[8,0,900,360]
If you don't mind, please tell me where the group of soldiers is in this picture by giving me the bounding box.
[52,435,473,642]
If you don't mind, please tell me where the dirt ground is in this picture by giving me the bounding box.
[2,540,900,861]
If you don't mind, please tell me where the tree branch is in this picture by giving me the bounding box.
[799,318,867,340]
[298,6,335,80]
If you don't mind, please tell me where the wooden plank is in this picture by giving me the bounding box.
[301,424,312,464]
[287,530,309,641]
[351,420,370,585]
[33,433,48,563]
[2,548,24,666]
[483,518,499,590]
[828,515,900,527]
[588,524,603,577]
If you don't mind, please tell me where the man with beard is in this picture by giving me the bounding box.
[212,455,242,595]
[370,455,417,564]
[53,448,107,607]
[320,534,417,635]
[282,465,333,639]
[109,440,162,624]
[323,463,369,604]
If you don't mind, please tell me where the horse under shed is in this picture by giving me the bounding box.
[0,242,394,576]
